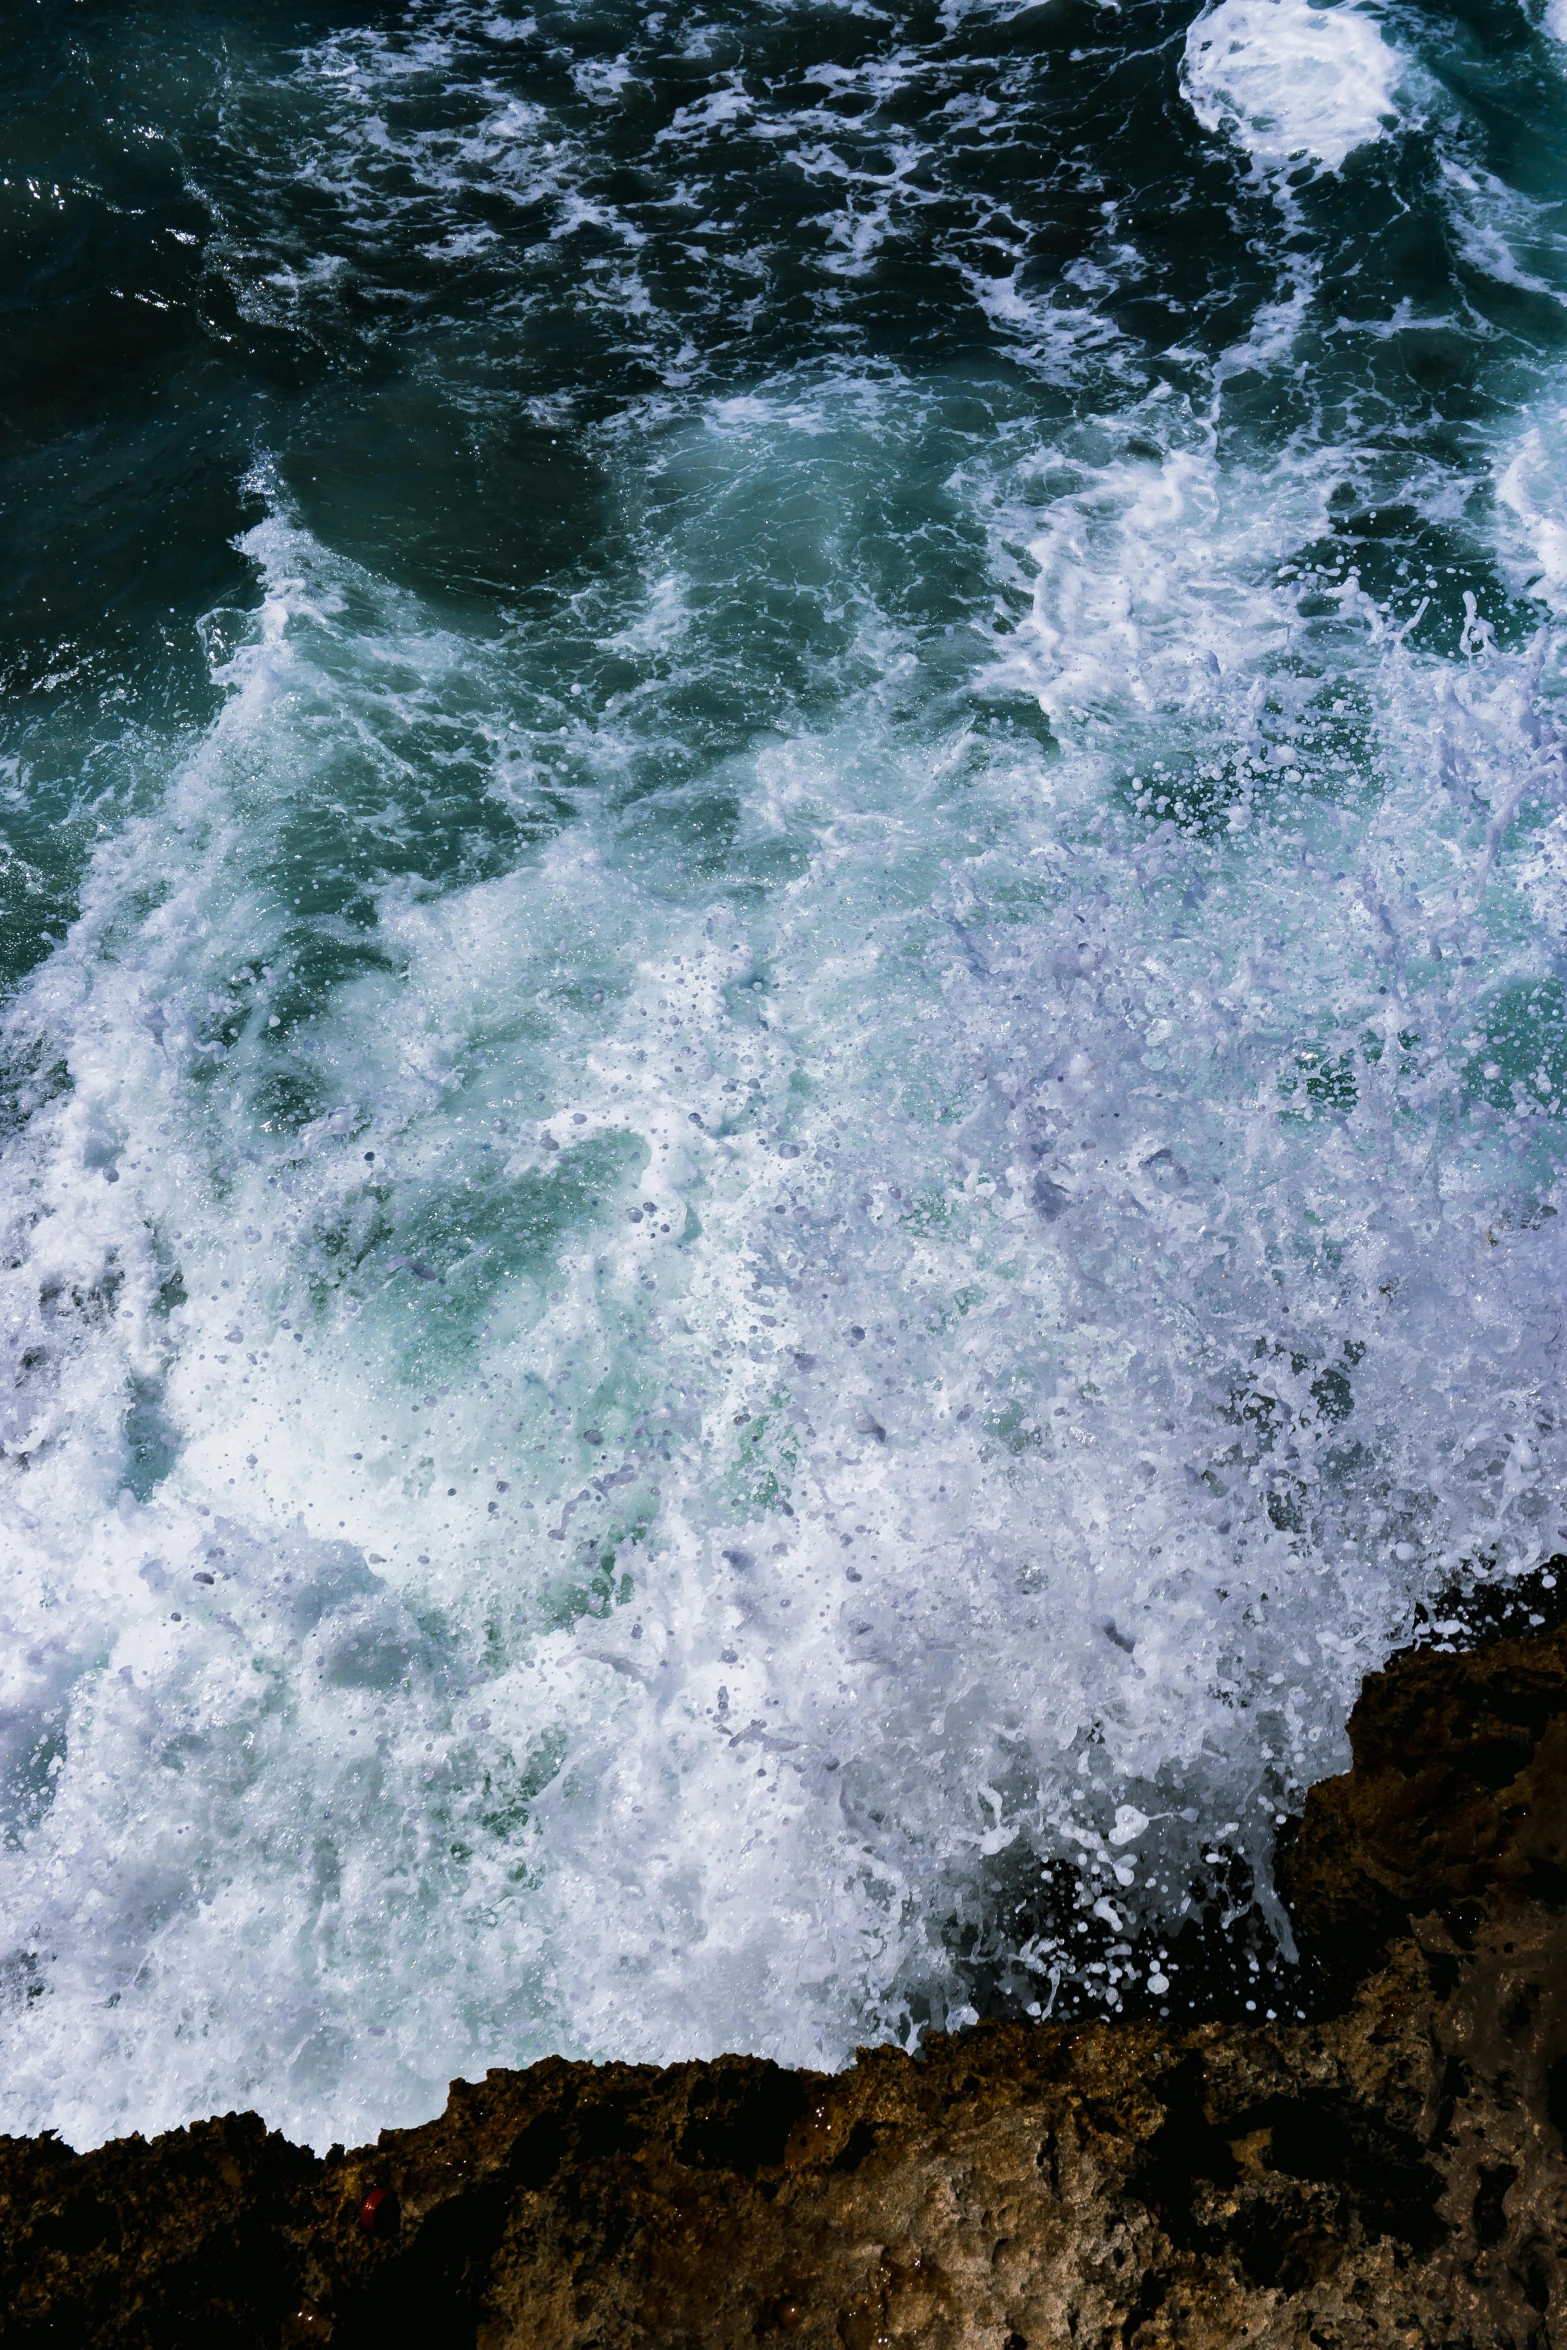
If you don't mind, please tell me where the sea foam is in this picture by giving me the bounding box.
[2,0,1566,2159]
[2,393,1565,2150]
[1183,0,1402,177]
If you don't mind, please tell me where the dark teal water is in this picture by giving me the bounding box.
[3,0,1567,2150]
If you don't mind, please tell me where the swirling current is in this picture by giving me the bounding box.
[4,0,1567,2149]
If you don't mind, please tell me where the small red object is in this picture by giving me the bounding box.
[358,2186,392,2235]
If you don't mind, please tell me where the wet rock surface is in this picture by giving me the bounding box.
[4,1617,1565,2349]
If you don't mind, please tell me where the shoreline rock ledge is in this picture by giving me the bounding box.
[4,1620,1565,2350]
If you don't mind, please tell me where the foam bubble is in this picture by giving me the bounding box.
[1183,0,1403,176]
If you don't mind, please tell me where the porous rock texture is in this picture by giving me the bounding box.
[3,1620,1565,2350]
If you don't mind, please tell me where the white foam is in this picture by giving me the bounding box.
[1183,0,1402,176]
[6,0,1567,2157]
[1498,412,1567,617]
[4,381,1567,2149]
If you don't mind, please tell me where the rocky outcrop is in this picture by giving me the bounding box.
[4,1614,1565,2349]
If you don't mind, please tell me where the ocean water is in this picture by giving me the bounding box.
[3,0,1567,2153]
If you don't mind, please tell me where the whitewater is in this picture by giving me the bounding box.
[3,0,1567,2150]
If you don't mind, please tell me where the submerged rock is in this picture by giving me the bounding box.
[3,1621,1564,2348]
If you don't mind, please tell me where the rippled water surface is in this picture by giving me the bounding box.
[4,0,1567,2148]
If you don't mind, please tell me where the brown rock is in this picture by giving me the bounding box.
[3,1621,1565,2349]
[1280,1618,1567,1973]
